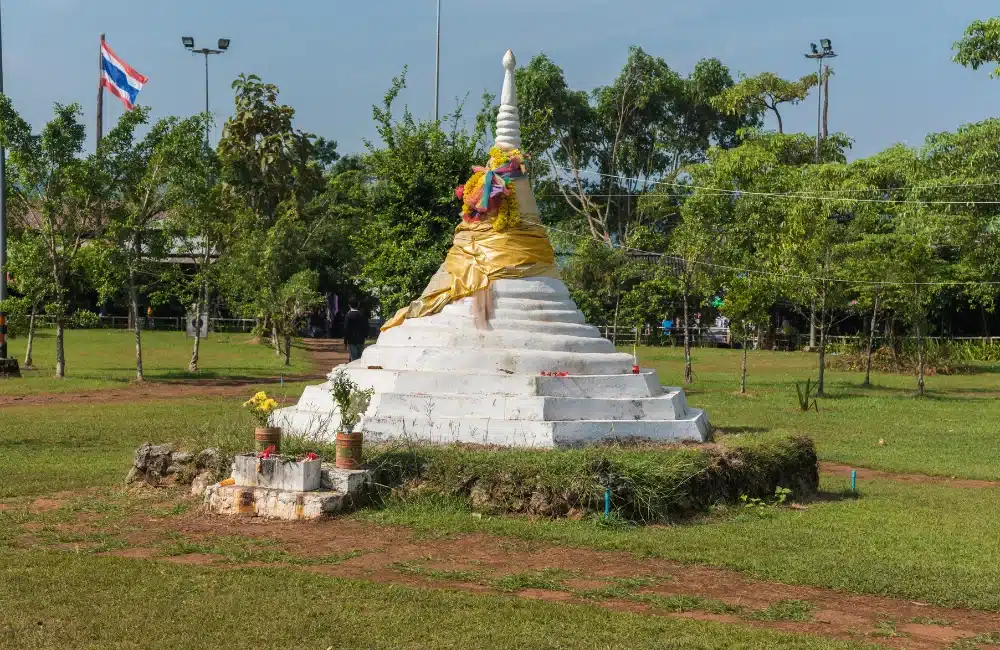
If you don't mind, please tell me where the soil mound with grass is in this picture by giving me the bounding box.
[367,436,818,523]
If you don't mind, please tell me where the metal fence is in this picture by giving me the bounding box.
[23,315,257,333]
[596,326,1000,350]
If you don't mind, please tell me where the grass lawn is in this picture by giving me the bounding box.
[637,346,1000,479]
[0,329,312,395]
[3,395,1000,614]
[360,475,1000,612]
[0,548,870,650]
[0,394,307,498]
[5,341,1000,647]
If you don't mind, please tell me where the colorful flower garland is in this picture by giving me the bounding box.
[455,147,526,232]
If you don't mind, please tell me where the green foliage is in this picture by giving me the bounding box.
[953,18,1000,77]
[355,69,490,317]
[330,368,374,431]
[69,309,101,329]
[739,486,792,517]
[795,379,819,412]
[711,72,816,133]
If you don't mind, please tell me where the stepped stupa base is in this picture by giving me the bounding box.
[273,373,708,448]
[274,292,710,450]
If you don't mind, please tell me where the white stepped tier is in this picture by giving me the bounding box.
[274,277,710,447]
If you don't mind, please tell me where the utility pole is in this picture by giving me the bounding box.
[805,39,837,163]
[822,64,830,138]
[0,2,18,376]
[182,37,230,147]
[97,34,105,148]
[434,0,441,122]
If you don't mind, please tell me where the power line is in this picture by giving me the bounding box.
[541,223,1000,287]
[550,165,1000,206]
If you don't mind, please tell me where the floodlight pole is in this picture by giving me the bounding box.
[0,0,12,371]
[434,0,441,122]
[805,41,837,163]
[183,38,229,147]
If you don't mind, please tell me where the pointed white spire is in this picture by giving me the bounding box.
[495,49,522,151]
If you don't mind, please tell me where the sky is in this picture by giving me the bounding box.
[4,0,1000,160]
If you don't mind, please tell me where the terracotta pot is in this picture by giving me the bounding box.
[335,431,363,470]
[254,427,282,452]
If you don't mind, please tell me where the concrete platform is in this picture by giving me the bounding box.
[204,485,348,520]
[205,465,372,521]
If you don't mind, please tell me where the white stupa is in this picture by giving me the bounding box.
[274,51,709,447]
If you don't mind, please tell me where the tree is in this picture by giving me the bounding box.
[356,69,488,317]
[216,74,332,364]
[273,270,324,365]
[0,100,101,377]
[96,109,207,380]
[162,139,230,372]
[517,49,750,245]
[953,18,1000,77]
[2,232,51,368]
[721,274,774,394]
[711,72,816,134]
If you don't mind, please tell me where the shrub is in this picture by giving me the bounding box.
[70,309,102,329]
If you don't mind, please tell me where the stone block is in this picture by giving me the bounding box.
[231,454,321,492]
[204,485,346,520]
[320,464,371,493]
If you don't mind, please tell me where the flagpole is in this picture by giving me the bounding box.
[96,33,104,149]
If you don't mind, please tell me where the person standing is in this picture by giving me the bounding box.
[344,299,368,362]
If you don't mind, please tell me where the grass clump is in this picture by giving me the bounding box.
[490,568,575,593]
[749,599,816,622]
[633,593,742,615]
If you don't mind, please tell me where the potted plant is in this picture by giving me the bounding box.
[331,369,374,469]
[243,391,282,452]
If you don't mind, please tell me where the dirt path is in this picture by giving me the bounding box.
[72,510,998,650]
[821,462,1000,489]
[0,339,348,408]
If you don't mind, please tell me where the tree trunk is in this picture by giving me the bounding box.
[822,65,830,138]
[272,322,282,356]
[683,289,692,385]
[863,293,879,387]
[55,318,65,378]
[189,282,206,372]
[283,333,292,366]
[23,306,36,368]
[740,329,748,394]
[774,109,784,134]
[809,301,816,349]
[916,320,925,397]
[129,270,144,382]
[816,289,827,398]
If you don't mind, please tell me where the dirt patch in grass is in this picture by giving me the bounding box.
[29,509,993,650]
[28,497,68,513]
[821,462,1000,489]
[163,553,224,566]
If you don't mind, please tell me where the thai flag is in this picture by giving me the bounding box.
[100,41,147,110]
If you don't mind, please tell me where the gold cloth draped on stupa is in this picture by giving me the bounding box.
[380,205,556,331]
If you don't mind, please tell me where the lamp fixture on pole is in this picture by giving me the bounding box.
[805,38,837,163]
[182,36,231,146]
